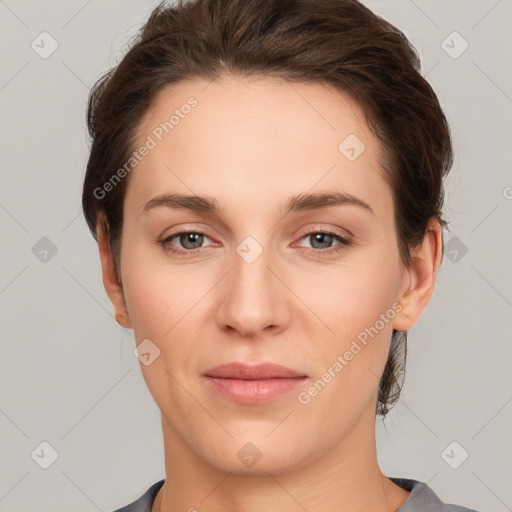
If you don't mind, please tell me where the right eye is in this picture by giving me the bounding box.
[159,230,216,255]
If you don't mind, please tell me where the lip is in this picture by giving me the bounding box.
[202,362,308,404]
[203,362,306,379]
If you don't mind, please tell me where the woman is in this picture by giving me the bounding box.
[82,0,480,510]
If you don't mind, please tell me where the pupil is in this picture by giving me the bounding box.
[182,233,202,249]
[313,233,332,249]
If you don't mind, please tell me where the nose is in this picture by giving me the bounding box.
[215,240,290,338]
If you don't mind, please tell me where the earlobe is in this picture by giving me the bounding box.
[115,311,131,329]
[392,219,443,332]
[96,214,132,329]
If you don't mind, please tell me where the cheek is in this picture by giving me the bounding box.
[119,236,185,339]
[291,248,401,405]
[119,244,202,410]
[291,250,401,343]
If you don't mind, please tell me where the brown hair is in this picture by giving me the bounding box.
[82,0,453,416]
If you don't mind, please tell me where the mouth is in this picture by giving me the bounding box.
[202,362,308,404]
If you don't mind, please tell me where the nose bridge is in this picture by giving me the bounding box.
[216,234,286,335]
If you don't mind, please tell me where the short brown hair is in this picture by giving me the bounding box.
[82,0,453,416]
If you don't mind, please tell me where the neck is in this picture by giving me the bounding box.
[155,406,409,512]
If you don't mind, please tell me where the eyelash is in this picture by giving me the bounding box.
[158,229,352,258]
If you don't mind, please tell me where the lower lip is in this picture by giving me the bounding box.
[203,376,308,404]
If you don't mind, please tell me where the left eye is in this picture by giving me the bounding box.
[301,231,351,256]
[298,231,350,250]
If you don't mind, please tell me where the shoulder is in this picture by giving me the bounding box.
[111,477,481,512]
[111,479,164,512]
[391,477,480,512]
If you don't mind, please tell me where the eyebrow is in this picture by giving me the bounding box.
[142,191,375,217]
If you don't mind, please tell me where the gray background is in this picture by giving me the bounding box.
[0,0,511,510]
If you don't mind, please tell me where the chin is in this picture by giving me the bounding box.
[193,431,314,476]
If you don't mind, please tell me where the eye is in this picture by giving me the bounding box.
[296,230,352,256]
[159,231,215,255]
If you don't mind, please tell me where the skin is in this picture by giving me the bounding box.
[97,74,442,512]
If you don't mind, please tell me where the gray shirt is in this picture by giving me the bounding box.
[112,477,480,511]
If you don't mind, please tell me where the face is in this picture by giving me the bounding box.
[101,74,432,475]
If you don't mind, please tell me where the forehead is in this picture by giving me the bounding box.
[136,74,375,150]
[127,74,390,216]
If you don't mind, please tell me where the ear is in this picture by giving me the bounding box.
[96,213,132,329]
[392,218,443,331]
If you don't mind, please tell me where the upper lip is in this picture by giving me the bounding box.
[203,362,307,379]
